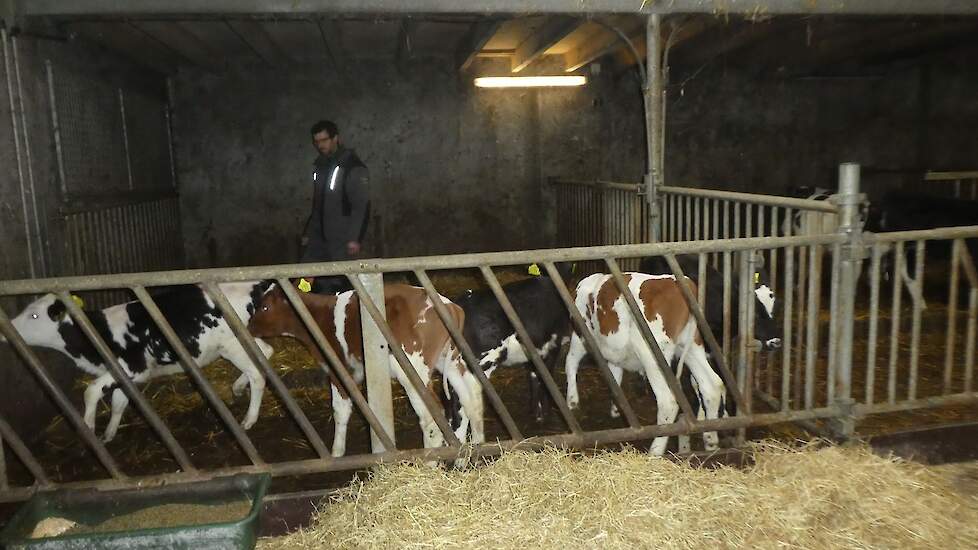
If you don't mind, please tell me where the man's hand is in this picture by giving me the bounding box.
[346,241,361,256]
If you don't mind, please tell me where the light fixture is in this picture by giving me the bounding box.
[474,75,587,88]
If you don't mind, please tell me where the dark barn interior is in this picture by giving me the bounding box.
[1,1,978,541]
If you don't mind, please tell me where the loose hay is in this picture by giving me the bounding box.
[258,442,978,550]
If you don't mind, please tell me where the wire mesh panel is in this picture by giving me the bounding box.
[50,67,129,196]
[123,90,171,191]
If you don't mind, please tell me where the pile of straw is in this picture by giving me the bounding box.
[258,442,978,549]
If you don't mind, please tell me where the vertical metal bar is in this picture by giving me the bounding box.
[130,286,264,465]
[45,60,68,197]
[908,240,926,400]
[827,243,841,403]
[965,288,977,393]
[770,208,779,294]
[712,199,719,268]
[745,202,753,238]
[888,242,905,404]
[669,193,676,242]
[55,292,196,471]
[781,244,795,411]
[794,242,807,406]
[684,195,691,241]
[203,282,332,458]
[274,279,396,451]
[358,274,395,453]
[733,202,741,239]
[944,239,962,394]
[721,200,733,239]
[693,196,701,240]
[118,88,134,190]
[479,265,584,434]
[703,198,711,244]
[605,259,697,422]
[413,270,522,440]
[646,13,663,243]
[831,162,860,438]
[722,250,732,360]
[165,89,178,189]
[736,251,753,445]
[4,30,36,279]
[804,244,820,410]
[866,243,882,405]
[0,416,50,486]
[0,305,124,479]
[345,275,463,447]
[12,35,45,276]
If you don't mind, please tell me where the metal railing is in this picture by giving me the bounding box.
[0,232,848,503]
[0,164,975,503]
[923,171,978,200]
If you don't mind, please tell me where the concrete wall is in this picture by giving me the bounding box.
[665,50,978,198]
[172,57,644,266]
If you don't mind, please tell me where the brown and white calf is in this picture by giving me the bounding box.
[248,283,483,457]
[566,273,727,456]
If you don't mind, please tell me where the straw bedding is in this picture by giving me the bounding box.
[257,442,978,550]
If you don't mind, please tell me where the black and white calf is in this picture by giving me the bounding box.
[1,282,273,442]
[445,272,571,430]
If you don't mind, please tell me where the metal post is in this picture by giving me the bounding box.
[828,162,862,439]
[359,273,395,453]
[45,60,68,197]
[118,88,134,190]
[645,14,663,242]
[3,29,36,278]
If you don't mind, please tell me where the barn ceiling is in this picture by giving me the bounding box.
[15,12,978,78]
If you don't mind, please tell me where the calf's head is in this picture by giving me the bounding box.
[751,266,781,351]
[1,294,71,348]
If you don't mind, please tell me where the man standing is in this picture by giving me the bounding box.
[301,120,370,292]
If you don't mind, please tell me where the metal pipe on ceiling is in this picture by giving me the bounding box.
[14,1,978,16]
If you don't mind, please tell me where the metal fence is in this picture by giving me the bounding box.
[0,164,975,503]
[43,58,183,308]
[923,171,978,200]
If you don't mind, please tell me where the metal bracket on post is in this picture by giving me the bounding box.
[828,162,863,441]
[359,273,395,453]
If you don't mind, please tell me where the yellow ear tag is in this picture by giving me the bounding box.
[528,263,541,276]
[754,272,760,284]
[71,295,85,309]
[298,278,312,293]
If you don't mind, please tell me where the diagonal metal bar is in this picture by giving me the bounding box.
[131,286,264,465]
[662,254,747,411]
[0,415,50,486]
[55,292,195,473]
[479,265,583,435]
[412,270,522,441]
[345,275,462,447]
[542,262,641,430]
[0,305,124,479]
[275,279,396,451]
[201,282,331,459]
[604,258,697,422]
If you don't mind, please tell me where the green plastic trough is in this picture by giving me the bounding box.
[0,473,270,550]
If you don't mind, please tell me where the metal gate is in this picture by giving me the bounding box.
[0,163,975,503]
